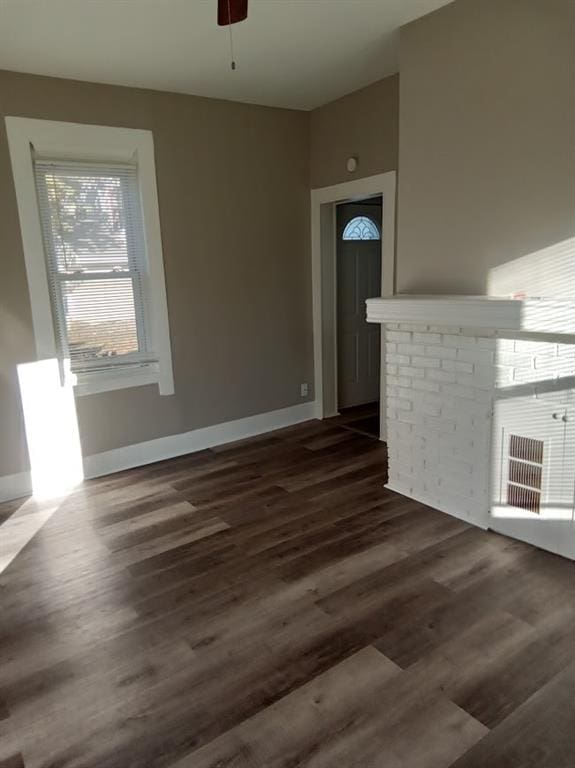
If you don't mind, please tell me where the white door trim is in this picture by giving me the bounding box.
[310,172,396,437]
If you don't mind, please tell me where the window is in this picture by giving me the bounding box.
[342,216,380,241]
[6,118,174,396]
[35,160,151,374]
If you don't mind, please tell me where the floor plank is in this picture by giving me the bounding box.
[1,413,575,767]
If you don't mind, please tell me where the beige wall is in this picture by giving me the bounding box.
[397,0,575,294]
[6,0,569,478]
[310,75,399,189]
[0,70,312,476]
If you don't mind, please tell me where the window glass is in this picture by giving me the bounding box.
[34,161,151,372]
[342,216,380,241]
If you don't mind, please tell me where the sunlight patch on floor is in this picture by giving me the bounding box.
[0,497,62,574]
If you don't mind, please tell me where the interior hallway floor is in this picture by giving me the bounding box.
[2,418,575,767]
[329,401,380,439]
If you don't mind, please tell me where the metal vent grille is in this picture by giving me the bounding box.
[506,435,544,514]
[509,434,544,465]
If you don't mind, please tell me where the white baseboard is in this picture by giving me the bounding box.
[0,471,33,504]
[385,482,489,530]
[84,401,317,479]
[0,400,317,503]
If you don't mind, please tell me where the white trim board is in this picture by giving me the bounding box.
[85,401,316,477]
[311,171,397,435]
[366,295,575,336]
[0,471,34,505]
[0,401,317,503]
[5,116,174,397]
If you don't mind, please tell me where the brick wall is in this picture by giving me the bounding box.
[385,323,575,528]
[496,338,575,405]
[385,323,496,527]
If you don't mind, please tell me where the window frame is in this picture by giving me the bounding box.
[5,117,174,396]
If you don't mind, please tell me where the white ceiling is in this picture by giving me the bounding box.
[0,0,453,111]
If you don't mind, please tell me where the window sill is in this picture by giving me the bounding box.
[73,364,161,396]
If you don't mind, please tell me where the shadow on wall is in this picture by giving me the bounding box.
[0,301,37,476]
[488,237,575,299]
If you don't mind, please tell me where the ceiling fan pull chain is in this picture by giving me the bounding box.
[227,0,236,70]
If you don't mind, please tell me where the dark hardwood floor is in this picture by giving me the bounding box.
[329,401,381,439]
[2,418,575,767]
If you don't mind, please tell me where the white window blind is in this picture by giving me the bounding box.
[34,159,156,376]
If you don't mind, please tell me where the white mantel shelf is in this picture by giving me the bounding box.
[366,295,575,336]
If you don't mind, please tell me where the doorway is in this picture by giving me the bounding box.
[310,170,396,441]
[336,198,382,438]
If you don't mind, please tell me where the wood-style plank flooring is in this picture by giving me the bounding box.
[330,402,380,439]
[2,418,575,767]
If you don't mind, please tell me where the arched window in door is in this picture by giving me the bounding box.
[342,216,380,241]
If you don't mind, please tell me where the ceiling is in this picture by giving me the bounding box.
[0,0,453,111]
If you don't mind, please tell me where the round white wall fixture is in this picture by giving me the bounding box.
[346,156,358,173]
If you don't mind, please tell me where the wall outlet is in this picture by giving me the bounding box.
[300,382,309,398]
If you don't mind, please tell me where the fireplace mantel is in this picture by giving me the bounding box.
[366,295,575,336]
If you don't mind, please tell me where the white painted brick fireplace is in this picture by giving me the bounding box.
[384,322,495,527]
[366,297,575,557]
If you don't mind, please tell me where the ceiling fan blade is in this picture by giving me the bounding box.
[217,0,248,26]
